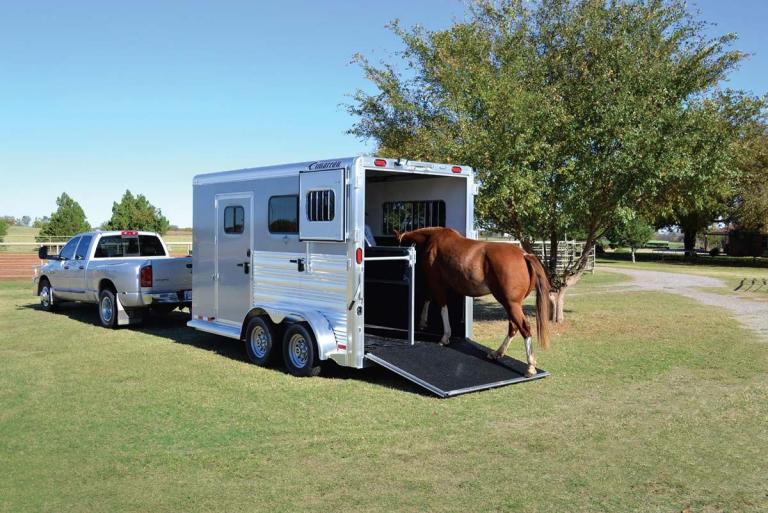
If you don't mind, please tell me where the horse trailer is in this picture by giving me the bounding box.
[188,156,547,397]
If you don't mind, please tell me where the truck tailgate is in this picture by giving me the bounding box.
[150,257,192,292]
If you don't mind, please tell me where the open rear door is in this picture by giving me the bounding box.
[365,337,549,398]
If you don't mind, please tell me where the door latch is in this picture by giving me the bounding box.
[236,262,250,274]
[289,258,305,272]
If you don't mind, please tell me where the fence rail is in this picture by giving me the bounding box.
[490,239,596,274]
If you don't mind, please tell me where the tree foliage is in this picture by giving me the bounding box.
[348,0,748,320]
[0,218,7,242]
[37,193,91,239]
[103,190,170,235]
[606,211,654,262]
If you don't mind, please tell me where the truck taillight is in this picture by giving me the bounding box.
[140,265,153,287]
[373,159,387,167]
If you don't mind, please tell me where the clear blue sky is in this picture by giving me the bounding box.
[1,0,766,227]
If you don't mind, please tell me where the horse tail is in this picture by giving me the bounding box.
[523,254,551,350]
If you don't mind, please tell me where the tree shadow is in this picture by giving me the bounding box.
[18,302,433,397]
[473,300,538,321]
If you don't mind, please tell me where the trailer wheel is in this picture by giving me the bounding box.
[282,324,321,377]
[98,289,118,329]
[39,278,56,312]
[244,316,276,366]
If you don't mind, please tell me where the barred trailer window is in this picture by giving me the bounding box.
[382,200,446,234]
[306,189,335,222]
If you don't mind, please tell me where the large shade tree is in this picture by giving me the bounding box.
[348,0,747,321]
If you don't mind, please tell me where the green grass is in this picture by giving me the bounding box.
[1,277,767,512]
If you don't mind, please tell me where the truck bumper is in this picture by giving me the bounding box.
[140,290,192,306]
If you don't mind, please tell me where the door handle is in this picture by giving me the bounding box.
[236,262,250,274]
[78,266,84,270]
[289,258,305,272]
[64,265,70,270]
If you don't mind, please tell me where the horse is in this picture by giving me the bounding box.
[394,227,551,377]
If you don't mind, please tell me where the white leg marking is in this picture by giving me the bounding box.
[488,335,510,360]
[524,336,537,377]
[419,300,430,330]
[439,305,451,345]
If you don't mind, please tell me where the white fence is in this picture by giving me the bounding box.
[0,241,193,255]
[490,239,596,274]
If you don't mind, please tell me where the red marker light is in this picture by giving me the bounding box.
[451,166,462,173]
[121,230,139,236]
[374,159,387,167]
[356,247,363,264]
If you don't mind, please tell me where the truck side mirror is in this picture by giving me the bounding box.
[38,245,48,259]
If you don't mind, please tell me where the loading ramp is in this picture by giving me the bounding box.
[365,334,548,398]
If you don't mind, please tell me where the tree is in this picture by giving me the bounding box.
[103,190,170,235]
[730,109,768,231]
[32,216,50,229]
[18,215,31,227]
[606,212,654,263]
[0,218,7,243]
[348,0,746,322]
[37,193,90,240]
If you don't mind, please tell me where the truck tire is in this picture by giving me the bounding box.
[38,278,56,312]
[98,289,118,329]
[244,316,276,366]
[282,323,321,377]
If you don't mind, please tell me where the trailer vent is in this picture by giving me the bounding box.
[306,190,335,222]
[382,200,446,234]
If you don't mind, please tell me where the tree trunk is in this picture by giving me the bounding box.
[631,247,636,263]
[549,288,567,323]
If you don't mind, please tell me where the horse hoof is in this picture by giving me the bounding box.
[439,338,450,346]
[525,366,537,377]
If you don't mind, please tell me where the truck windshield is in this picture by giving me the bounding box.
[94,235,167,258]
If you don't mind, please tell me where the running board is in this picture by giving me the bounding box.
[187,319,241,340]
[365,338,548,398]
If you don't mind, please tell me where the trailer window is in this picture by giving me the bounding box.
[223,206,245,234]
[306,190,335,222]
[268,195,298,233]
[382,200,446,233]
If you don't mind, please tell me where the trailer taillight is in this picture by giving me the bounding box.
[356,247,363,265]
[373,159,387,167]
[140,265,153,287]
[451,166,462,173]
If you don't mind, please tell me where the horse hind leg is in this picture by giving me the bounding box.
[510,303,537,377]
[439,305,451,345]
[488,320,517,360]
[419,299,430,331]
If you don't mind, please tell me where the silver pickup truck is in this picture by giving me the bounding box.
[33,230,192,328]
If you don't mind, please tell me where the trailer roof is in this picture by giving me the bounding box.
[193,156,472,185]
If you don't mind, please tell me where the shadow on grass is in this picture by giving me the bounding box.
[18,301,432,397]
[473,300,539,322]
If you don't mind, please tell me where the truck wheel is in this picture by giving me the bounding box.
[282,324,321,377]
[39,278,56,312]
[244,316,276,366]
[98,289,118,329]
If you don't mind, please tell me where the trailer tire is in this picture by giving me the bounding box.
[282,323,321,377]
[244,316,276,367]
[38,278,56,312]
[98,288,118,329]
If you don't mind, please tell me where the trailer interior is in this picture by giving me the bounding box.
[359,168,548,397]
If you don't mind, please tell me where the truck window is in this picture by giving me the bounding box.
[59,237,81,260]
[74,235,93,260]
[94,235,166,258]
[383,200,446,234]
[306,190,335,222]
[268,195,298,233]
[223,206,244,234]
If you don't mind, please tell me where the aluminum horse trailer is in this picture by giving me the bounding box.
[187,156,547,397]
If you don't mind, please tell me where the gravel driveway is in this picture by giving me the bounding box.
[602,266,768,340]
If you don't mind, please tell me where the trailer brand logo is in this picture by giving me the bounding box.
[308,160,342,170]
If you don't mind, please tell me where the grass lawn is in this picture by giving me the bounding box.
[1,274,767,513]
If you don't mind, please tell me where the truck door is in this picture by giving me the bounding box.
[215,193,253,326]
[299,168,346,242]
[69,234,93,298]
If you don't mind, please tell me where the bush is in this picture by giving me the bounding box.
[709,247,721,257]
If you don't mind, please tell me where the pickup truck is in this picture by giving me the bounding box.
[33,230,192,328]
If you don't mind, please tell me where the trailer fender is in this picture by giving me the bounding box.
[262,307,338,361]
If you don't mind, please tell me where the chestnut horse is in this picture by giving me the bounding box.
[394,227,550,377]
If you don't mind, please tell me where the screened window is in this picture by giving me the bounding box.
[382,200,446,234]
[94,235,167,258]
[269,195,298,233]
[74,235,93,260]
[58,237,80,260]
[224,206,245,234]
[306,190,335,222]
